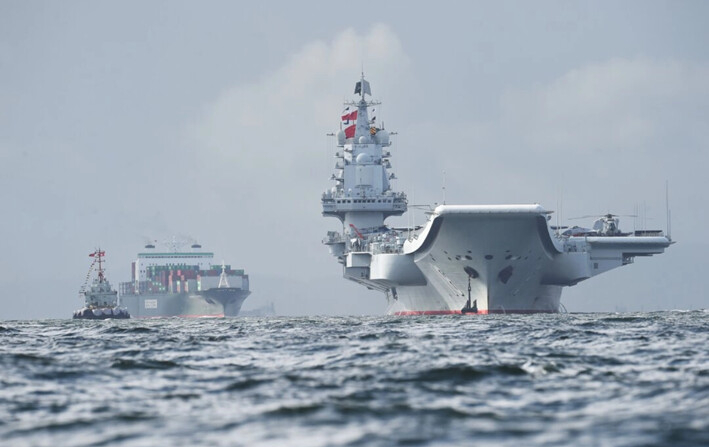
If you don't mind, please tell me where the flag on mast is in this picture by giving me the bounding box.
[341,107,357,138]
[341,107,357,123]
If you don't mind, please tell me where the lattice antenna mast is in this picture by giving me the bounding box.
[96,249,105,282]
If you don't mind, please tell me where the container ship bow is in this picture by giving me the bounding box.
[119,241,250,318]
[321,75,673,315]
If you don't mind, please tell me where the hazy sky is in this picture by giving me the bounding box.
[1,1,707,319]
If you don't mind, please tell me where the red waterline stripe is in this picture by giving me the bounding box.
[132,314,225,319]
[394,309,556,315]
[394,310,487,315]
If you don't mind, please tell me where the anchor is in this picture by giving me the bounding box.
[461,266,478,314]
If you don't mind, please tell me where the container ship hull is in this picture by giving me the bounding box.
[121,288,250,318]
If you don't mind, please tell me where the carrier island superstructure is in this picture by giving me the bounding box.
[321,76,673,314]
[119,241,250,318]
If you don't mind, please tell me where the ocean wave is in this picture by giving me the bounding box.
[1,312,707,446]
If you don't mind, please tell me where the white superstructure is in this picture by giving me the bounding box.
[322,76,674,314]
[134,251,213,282]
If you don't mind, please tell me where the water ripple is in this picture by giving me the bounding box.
[0,311,707,446]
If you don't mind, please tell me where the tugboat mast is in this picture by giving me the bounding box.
[91,249,107,283]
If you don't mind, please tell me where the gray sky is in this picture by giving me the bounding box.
[1,1,707,319]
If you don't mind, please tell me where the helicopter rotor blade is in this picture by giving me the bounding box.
[569,213,638,220]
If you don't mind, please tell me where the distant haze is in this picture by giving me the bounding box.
[1,1,707,319]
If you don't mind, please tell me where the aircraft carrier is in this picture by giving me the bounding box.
[321,75,673,314]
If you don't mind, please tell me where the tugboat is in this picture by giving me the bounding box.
[73,249,130,319]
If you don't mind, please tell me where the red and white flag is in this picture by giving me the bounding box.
[341,107,357,138]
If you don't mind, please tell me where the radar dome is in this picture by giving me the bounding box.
[358,135,370,144]
[336,130,346,145]
[376,129,390,145]
[356,153,372,164]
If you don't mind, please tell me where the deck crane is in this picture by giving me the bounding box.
[349,223,365,239]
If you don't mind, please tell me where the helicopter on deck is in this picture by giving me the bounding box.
[562,213,635,237]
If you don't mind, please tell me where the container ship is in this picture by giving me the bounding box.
[119,242,250,318]
[321,75,673,314]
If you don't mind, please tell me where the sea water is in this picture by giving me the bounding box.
[1,312,707,446]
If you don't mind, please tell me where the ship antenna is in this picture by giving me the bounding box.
[442,170,446,205]
[97,248,104,282]
[361,65,365,99]
[556,185,564,235]
[412,184,415,236]
[360,71,365,101]
[561,188,564,229]
[556,192,559,233]
[666,180,671,240]
[634,203,638,233]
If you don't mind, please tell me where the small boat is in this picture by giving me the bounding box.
[73,249,130,319]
